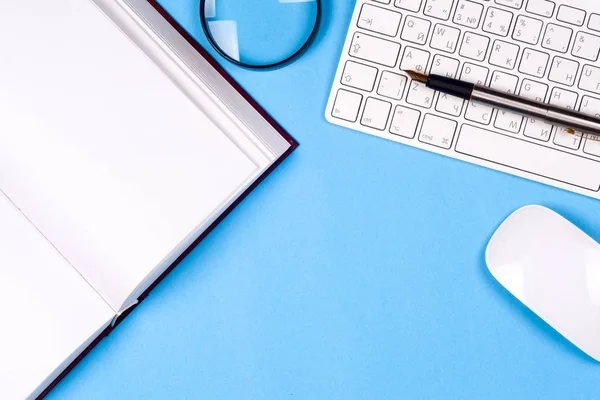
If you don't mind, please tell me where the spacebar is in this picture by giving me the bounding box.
[456,125,600,191]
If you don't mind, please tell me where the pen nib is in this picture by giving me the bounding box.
[404,70,428,83]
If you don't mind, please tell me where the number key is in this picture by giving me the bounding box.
[395,0,422,12]
[424,0,455,21]
[572,32,600,62]
[453,0,483,29]
[542,23,573,53]
[512,15,543,45]
[483,7,513,37]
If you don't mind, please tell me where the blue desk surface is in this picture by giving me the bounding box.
[50,1,600,399]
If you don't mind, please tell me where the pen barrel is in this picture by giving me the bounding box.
[471,86,600,138]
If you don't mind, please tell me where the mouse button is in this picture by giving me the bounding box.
[486,205,600,361]
[486,206,584,283]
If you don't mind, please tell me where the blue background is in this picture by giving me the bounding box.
[50,1,600,399]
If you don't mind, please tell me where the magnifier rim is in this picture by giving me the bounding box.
[199,0,322,70]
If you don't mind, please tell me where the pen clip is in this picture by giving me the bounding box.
[565,128,600,142]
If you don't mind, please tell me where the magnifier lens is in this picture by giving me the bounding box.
[201,0,319,68]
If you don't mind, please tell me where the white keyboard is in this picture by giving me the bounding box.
[326,0,600,199]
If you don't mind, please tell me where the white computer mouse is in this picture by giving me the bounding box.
[486,205,600,361]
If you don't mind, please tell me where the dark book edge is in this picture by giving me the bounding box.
[37,2,298,398]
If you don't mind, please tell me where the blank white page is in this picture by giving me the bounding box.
[0,192,115,400]
[0,0,258,310]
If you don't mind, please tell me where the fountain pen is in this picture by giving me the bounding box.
[405,70,600,140]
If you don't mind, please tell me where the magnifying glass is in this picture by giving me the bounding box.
[199,0,321,69]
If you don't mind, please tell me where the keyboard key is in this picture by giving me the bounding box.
[512,15,543,45]
[361,97,392,130]
[490,70,519,93]
[373,0,391,4]
[377,71,408,100]
[461,63,489,85]
[554,127,581,150]
[572,32,600,62]
[459,32,490,61]
[461,63,491,124]
[430,24,461,53]
[495,110,523,133]
[495,0,523,10]
[583,95,600,155]
[349,32,401,67]
[424,0,455,21]
[465,100,494,125]
[436,92,465,116]
[519,79,548,102]
[453,0,483,29]
[584,139,600,157]
[548,88,580,149]
[332,89,363,122]
[580,96,600,118]
[400,46,431,72]
[556,5,586,26]
[518,48,549,78]
[456,125,600,191]
[418,114,457,149]
[395,0,422,12]
[341,61,378,91]
[483,7,513,37]
[358,4,402,37]
[542,23,572,53]
[407,81,435,108]
[589,14,600,32]
[389,106,421,138]
[549,87,578,109]
[431,54,460,78]
[521,78,550,142]
[526,0,555,18]
[548,57,579,86]
[401,16,432,45]
[524,118,553,141]
[490,40,520,70]
[579,65,600,95]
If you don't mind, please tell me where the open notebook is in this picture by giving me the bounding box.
[0,0,296,398]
